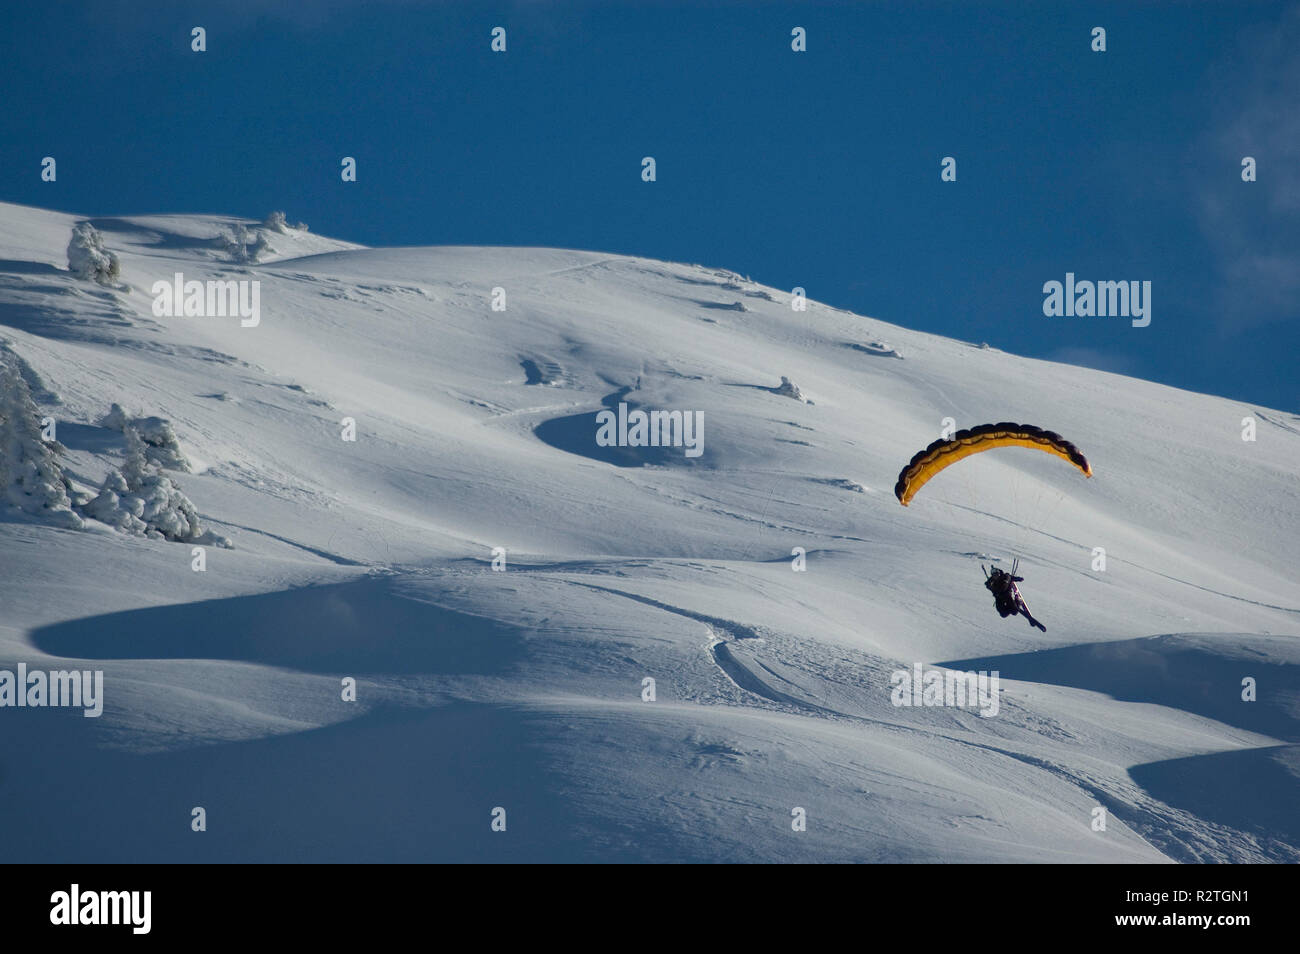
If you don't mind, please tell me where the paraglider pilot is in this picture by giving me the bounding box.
[982,560,1046,632]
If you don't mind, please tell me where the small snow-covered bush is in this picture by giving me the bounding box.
[67,223,121,285]
[262,211,289,234]
[99,403,190,471]
[82,428,229,546]
[0,351,82,528]
[774,376,806,402]
[220,225,274,264]
[260,211,308,233]
[79,467,146,534]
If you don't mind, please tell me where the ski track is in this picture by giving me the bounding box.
[557,573,1294,862]
[217,520,372,567]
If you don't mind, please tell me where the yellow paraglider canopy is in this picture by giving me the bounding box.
[895,422,1091,506]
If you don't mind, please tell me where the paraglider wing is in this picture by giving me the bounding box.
[894,422,1091,506]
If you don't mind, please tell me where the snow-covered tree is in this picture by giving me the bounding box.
[79,467,146,535]
[220,225,273,264]
[99,403,190,471]
[261,211,307,233]
[0,352,82,528]
[66,222,121,285]
[119,427,203,540]
[250,230,274,261]
[81,428,230,546]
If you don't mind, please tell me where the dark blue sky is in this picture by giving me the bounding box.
[3,1,1296,411]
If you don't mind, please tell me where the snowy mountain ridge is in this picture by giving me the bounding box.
[0,201,1297,863]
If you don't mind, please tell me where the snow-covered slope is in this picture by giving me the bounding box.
[1,201,1296,862]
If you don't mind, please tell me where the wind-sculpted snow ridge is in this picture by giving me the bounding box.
[0,202,1297,862]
